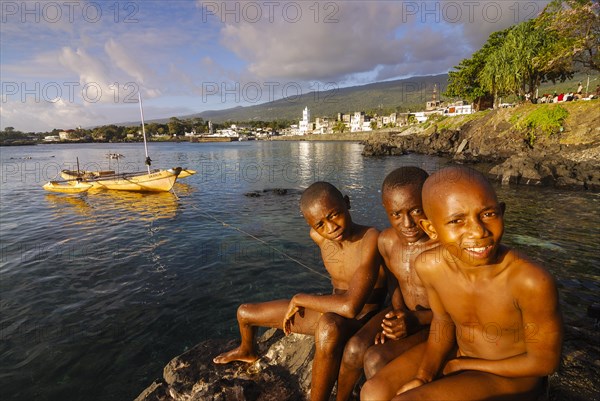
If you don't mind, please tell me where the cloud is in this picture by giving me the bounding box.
[217,2,404,81]
[57,46,111,87]
[212,0,550,83]
[2,1,552,131]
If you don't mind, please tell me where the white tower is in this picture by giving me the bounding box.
[299,107,311,135]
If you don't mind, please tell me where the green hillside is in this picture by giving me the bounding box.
[180,74,450,123]
[123,71,597,127]
[168,72,597,124]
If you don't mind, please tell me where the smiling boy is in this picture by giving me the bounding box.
[213,181,386,401]
[361,166,563,401]
[336,167,437,401]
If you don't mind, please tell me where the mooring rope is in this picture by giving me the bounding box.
[176,189,329,280]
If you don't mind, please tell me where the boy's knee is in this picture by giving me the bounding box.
[364,346,388,379]
[237,303,254,322]
[315,312,346,349]
[360,377,390,401]
[342,335,369,368]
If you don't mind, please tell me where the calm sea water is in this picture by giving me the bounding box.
[0,141,598,401]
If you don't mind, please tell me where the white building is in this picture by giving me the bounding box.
[350,112,364,132]
[413,112,427,123]
[314,117,331,134]
[350,112,372,132]
[443,101,473,116]
[299,107,312,135]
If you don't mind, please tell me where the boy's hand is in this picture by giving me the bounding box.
[282,299,304,335]
[442,357,466,375]
[374,331,387,344]
[380,309,410,340]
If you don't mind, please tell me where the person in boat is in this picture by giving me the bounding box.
[361,166,563,401]
[213,181,387,401]
[336,166,437,401]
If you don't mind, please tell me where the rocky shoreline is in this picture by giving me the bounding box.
[360,102,600,191]
[135,314,599,401]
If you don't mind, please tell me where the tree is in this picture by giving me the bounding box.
[124,126,139,140]
[167,117,183,136]
[332,121,347,133]
[445,29,511,105]
[489,20,551,100]
[146,122,159,137]
[0,126,27,142]
[190,117,205,133]
[446,1,597,106]
[537,0,600,73]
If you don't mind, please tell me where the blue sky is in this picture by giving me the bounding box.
[1,0,548,132]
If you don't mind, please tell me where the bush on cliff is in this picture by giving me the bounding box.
[513,104,569,146]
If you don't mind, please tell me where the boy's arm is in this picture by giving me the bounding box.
[376,281,405,344]
[443,264,563,377]
[379,239,432,341]
[283,228,381,333]
[397,258,456,394]
[377,233,404,312]
[410,308,433,326]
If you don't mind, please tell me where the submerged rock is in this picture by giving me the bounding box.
[244,189,295,197]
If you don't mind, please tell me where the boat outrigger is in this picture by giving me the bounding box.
[43,94,196,194]
[43,180,94,194]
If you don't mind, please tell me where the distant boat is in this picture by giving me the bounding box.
[59,168,182,192]
[43,94,195,194]
[106,153,124,159]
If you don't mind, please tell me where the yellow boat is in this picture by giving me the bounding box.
[44,95,195,194]
[43,180,94,194]
[178,169,196,179]
[58,167,182,192]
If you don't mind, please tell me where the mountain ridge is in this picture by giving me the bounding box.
[114,74,449,126]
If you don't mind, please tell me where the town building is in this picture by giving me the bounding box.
[299,107,312,135]
[314,117,331,134]
[443,101,473,116]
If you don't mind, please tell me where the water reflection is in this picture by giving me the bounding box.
[45,193,92,216]
[45,190,183,222]
[93,191,180,221]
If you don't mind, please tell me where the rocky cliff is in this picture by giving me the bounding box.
[361,101,600,190]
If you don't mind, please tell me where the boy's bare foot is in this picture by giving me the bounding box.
[213,347,258,364]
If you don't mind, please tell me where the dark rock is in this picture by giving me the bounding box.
[135,329,315,401]
[271,188,288,196]
[362,108,599,191]
[135,321,599,401]
[361,142,395,156]
[245,189,294,197]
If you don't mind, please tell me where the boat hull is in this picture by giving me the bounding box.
[43,181,93,194]
[60,168,181,192]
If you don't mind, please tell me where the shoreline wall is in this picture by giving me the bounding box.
[271,102,599,191]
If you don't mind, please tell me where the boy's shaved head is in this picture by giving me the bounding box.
[382,166,429,195]
[422,166,496,217]
[300,181,345,212]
